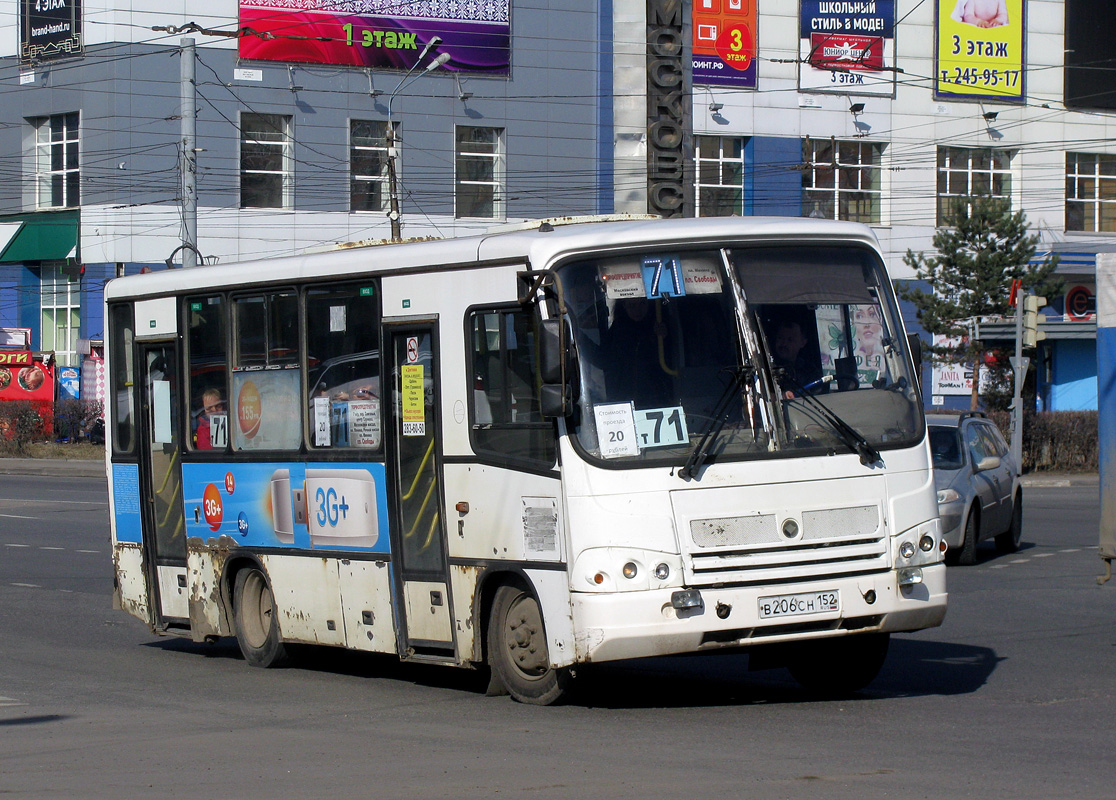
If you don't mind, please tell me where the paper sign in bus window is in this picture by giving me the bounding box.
[401,364,425,436]
[594,402,640,458]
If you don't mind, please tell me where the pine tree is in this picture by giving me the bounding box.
[899,196,1060,411]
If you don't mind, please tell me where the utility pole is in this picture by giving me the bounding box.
[1010,292,1026,468]
[181,37,198,269]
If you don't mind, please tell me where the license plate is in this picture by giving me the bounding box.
[758,590,840,619]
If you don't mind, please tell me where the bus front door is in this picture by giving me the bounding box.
[138,342,188,626]
[388,326,455,658]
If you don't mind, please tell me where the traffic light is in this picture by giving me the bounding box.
[1022,294,1047,349]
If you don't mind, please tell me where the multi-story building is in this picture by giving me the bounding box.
[1,0,1111,411]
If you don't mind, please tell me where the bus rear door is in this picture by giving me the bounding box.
[387,325,455,658]
[137,341,188,626]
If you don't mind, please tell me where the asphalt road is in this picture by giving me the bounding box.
[0,475,1111,799]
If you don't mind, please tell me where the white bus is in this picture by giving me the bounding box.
[105,216,946,704]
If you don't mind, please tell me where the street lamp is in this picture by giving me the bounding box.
[386,38,451,241]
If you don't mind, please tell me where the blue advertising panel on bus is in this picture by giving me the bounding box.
[182,461,391,553]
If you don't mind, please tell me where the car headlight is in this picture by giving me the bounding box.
[937,488,962,504]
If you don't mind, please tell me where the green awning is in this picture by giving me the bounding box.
[0,211,79,263]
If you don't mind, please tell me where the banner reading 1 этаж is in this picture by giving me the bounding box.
[239,0,510,74]
[799,0,896,96]
[935,0,1024,102]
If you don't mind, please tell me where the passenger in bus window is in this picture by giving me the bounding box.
[195,388,225,449]
[770,317,822,399]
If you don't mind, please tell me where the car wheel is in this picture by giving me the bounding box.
[233,567,289,668]
[788,633,890,696]
[958,509,979,566]
[995,492,1023,554]
[488,583,570,705]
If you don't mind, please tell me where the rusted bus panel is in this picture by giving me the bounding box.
[449,564,484,664]
[525,568,577,669]
[337,559,396,653]
[260,555,347,647]
[186,537,233,642]
[112,542,152,626]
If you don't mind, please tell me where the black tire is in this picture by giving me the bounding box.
[957,509,979,566]
[788,633,890,696]
[233,567,289,668]
[995,492,1023,554]
[487,583,570,705]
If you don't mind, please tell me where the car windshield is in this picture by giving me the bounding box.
[929,426,964,470]
[558,243,923,468]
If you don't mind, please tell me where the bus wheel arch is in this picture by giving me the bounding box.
[483,574,570,705]
[230,560,289,668]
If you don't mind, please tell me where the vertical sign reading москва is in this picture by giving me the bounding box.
[20,0,82,66]
[647,0,691,217]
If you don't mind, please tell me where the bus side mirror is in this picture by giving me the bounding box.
[539,318,575,418]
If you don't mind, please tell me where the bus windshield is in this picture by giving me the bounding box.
[559,243,923,467]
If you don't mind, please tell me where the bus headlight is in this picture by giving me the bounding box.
[573,548,682,592]
[893,520,942,567]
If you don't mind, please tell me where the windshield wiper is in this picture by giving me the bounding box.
[778,371,881,467]
[679,364,752,480]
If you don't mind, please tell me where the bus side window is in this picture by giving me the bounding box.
[305,283,381,451]
[468,307,555,466]
[230,291,303,451]
[108,304,136,454]
[186,295,229,452]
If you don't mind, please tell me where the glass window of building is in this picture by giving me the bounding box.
[802,138,883,223]
[696,135,746,217]
[32,112,80,209]
[240,114,292,209]
[936,146,1013,224]
[1066,152,1116,232]
[40,265,79,367]
[455,126,504,219]
[350,120,392,213]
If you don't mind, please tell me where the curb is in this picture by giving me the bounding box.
[1020,472,1098,488]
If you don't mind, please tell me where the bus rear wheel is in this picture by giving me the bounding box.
[233,567,289,668]
[488,584,570,705]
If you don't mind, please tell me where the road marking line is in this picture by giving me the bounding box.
[39,546,64,551]
[1060,548,1082,553]
[990,564,1010,569]
[0,696,27,707]
[1034,553,1055,558]
[0,514,37,520]
[10,583,41,588]
[3,543,31,548]
[76,549,100,554]
[1010,558,1029,564]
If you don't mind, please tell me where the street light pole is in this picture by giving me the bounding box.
[386,38,450,241]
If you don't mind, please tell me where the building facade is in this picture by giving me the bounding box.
[1,0,1112,410]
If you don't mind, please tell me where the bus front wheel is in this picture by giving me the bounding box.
[488,584,570,705]
[787,632,890,696]
[233,567,289,668]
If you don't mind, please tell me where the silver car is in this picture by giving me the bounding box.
[928,412,1023,566]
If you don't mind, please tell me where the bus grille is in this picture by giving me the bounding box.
[685,505,889,586]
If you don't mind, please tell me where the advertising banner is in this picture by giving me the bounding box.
[238,0,510,74]
[692,0,758,88]
[935,0,1024,102]
[798,0,896,96]
[20,0,82,66]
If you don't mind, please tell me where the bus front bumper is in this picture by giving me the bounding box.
[568,565,947,664]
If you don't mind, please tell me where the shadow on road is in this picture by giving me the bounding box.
[143,634,999,709]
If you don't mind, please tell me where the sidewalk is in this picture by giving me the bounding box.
[0,457,105,478]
